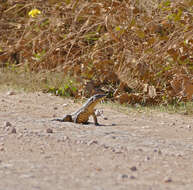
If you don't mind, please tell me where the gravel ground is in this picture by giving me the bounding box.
[0,91,193,190]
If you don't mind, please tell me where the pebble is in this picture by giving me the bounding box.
[11,127,17,134]
[46,128,53,133]
[57,136,70,142]
[164,177,172,183]
[87,140,98,146]
[17,134,23,139]
[4,121,12,127]
[130,175,136,179]
[138,148,143,152]
[170,122,175,127]
[7,91,16,95]
[145,156,151,161]
[121,174,128,179]
[130,166,137,171]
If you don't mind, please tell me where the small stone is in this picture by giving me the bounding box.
[87,140,98,146]
[57,136,70,142]
[183,111,188,115]
[7,91,16,95]
[4,121,12,127]
[46,128,53,133]
[63,136,70,141]
[164,177,172,183]
[17,134,23,139]
[0,147,4,151]
[187,125,191,129]
[95,168,102,172]
[11,127,16,134]
[170,122,175,127]
[130,175,136,179]
[53,107,58,110]
[130,166,137,171]
[121,174,128,179]
[145,156,151,161]
[102,144,109,149]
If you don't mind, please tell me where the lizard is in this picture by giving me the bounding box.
[52,94,106,125]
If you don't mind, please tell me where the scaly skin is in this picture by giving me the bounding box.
[52,94,106,125]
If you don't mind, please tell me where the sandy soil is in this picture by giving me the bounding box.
[0,91,193,190]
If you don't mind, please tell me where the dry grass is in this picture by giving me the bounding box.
[0,66,192,115]
[0,67,79,97]
[0,0,192,105]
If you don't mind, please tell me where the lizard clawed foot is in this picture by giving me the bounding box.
[95,122,100,126]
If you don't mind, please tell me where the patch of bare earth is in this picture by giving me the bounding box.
[0,91,193,190]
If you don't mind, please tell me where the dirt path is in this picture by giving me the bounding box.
[0,91,193,190]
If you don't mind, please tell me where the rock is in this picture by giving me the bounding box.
[87,140,98,146]
[11,127,17,134]
[4,121,12,127]
[130,166,137,171]
[170,122,175,127]
[164,177,172,183]
[145,156,151,161]
[46,128,53,133]
[7,91,16,95]
[57,136,70,142]
[121,174,128,179]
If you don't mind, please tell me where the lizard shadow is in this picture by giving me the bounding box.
[51,120,119,127]
[83,122,117,127]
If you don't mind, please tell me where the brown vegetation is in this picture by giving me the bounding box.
[0,0,192,104]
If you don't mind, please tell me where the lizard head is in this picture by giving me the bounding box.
[92,94,106,103]
[93,94,106,101]
[84,94,106,110]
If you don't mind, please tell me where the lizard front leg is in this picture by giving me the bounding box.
[92,112,99,125]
